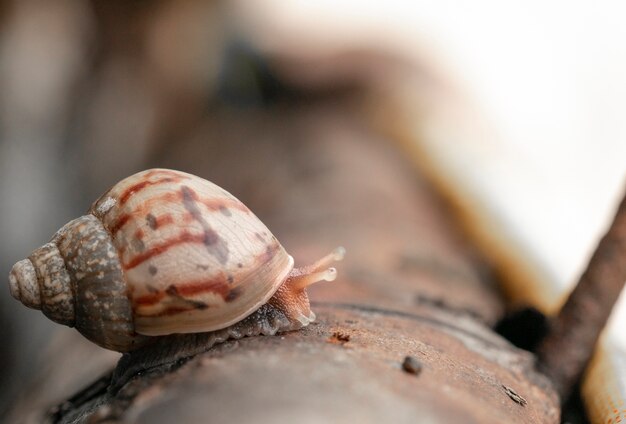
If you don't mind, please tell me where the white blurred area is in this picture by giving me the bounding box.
[234,1,626,344]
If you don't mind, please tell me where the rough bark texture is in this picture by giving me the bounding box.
[538,191,626,401]
[5,97,559,423]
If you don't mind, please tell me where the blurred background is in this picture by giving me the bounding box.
[0,0,625,421]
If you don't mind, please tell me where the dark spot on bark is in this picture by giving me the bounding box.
[146,213,157,230]
[165,285,179,296]
[328,331,351,345]
[255,232,265,242]
[148,265,158,276]
[495,307,548,351]
[237,263,243,268]
[402,356,422,376]
[196,264,209,270]
[227,274,234,284]
[219,205,232,217]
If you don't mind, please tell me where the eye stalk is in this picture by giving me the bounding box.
[287,247,346,290]
[267,247,345,330]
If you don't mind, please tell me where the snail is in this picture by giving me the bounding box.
[8,168,344,352]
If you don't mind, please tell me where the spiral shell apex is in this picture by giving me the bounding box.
[8,168,343,352]
[9,259,41,310]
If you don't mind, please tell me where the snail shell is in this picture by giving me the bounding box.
[8,169,343,352]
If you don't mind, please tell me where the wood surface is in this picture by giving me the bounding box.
[6,97,559,423]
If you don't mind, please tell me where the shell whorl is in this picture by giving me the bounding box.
[9,242,75,326]
[9,214,148,352]
[9,258,43,310]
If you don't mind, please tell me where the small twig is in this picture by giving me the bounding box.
[537,187,626,402]
[502,385,527,407]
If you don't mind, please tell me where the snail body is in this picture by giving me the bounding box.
[9,169,343,352]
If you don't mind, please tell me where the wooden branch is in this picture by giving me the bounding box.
[3,98,558,424]
[538,190,626,401]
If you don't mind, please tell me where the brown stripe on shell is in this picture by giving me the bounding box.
[122,231,207,270]
[133,242,293,337]
[118,174,187,204]
[155,181,251,214]
[108,194,246,235]
[129,192,181,217]
[133,274,241,309]
[134,291,165,307]
[165,285,209,310]
[150,214,174,230]
[110,213,132,234]
[170,276,230,299]
[200,197,250,214]
[111,210,176,236]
